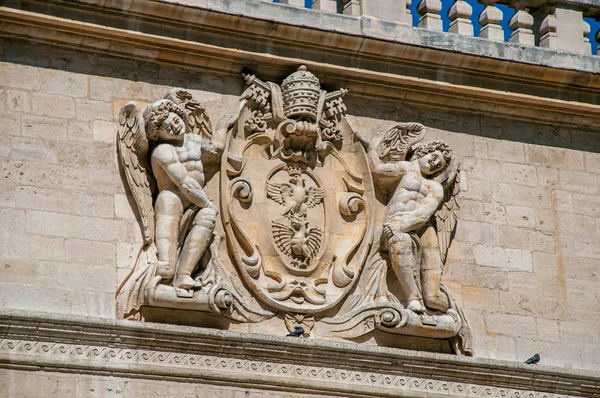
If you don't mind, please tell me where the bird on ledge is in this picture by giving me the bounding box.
[286,326,305,337]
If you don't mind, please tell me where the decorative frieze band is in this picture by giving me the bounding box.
[1,311,598,397]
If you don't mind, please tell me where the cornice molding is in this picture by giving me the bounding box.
[1,311,599,397]
[0,0,599,128]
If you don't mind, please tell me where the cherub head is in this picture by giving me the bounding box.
[410,140,452,176]
[143,99,188,142]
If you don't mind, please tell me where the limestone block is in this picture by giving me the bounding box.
[499,226,555,253]
[10,136,51,164]
[6,90,30,113]
[504,206,535,229]
[445,263,509,291]
[58,263,116,292]
[526,145,584,171]
[584,152,600,173]
[482,202,506,224]
[32,93,75,119]
[557,212,595,236]
[501,163,538,187]
[361,0,407,23]
[15,186,75,214]
[486,313,537,339]
[2,160,64,189]
[456,220,496,244]
[491,336,517,361]
[459,199,484,222]
[537,167,559,188]
[536,318,560,343]
[312,0,337,12]
[516,186,552,210]
[563,255,600,281]
[487,140,524,163]
[67,121,92,141]
[0,258,37,284]
[573,236,600,259]
[280,0,305,7]
[66,239,116,263]
[462,158,501,181]
[75,99,113,121]
[26,210,128,242]
[92,120,118,143]
[472,244,533,272]
[114,193,137,220]
[73,192,115,218]
[572,193,600,216]
[0,62,42,90]
[460,178,492,201]
[3,233,65,261]
[0,111,21,138]
[462,285,500,311]
[22,115,68,139]
[559,170,598,194]
[39,69,88,98]
[553,190,573,212]
[0,88,6,111]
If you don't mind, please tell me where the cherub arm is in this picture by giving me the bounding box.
[152,144,215,210]
[353,130,405,179]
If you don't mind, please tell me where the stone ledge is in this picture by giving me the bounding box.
[0,311,599,397]
[1,6,600,130]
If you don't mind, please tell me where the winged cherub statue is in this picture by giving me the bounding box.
[354,123,460,314]
[117,89,233,307]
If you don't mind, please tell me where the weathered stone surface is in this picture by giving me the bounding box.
[0,0,599,377]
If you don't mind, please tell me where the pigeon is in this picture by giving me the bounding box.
[524,353,540,364]
[286,326,305,337]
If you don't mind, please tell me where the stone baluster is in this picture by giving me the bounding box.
[478,1,504,41]
[539,12,558,48]
[537,7,590,54]
[361,0,408,23]
[280,0,306,7]
[406,0,413,24]
[312,0,337,12]
[596,27,600,54]
[341,0,362,16]
[508,8,534,45]
[417,0,443,31]
[448,0,474,36]
[582,18,591,54]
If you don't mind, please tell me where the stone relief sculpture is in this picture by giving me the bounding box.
[321,124,472,356]
[115,66,471,355]
[115,88,272,322]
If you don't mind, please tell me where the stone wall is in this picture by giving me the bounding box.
[1,37,599,373]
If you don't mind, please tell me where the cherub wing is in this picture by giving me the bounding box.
[117,102,155,245]
[272,220,294,257]
[434,160,461,269]
[305,228,323,259]
[376,122,425,161]
[265,181,293,206]
[164,88,213,139]
[306,186,326,209]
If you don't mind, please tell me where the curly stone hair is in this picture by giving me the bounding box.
[143,99,188,141]
[411,140,452,163]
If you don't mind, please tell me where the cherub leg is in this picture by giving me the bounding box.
[155,190,184,281]
[383,224,425,313]
[420,225,449,312]
[174,207,218,290]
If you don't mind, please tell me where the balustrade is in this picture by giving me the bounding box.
[271,0,599,55]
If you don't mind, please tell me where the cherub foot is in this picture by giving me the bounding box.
[407,299,426,314]
[174,274,201,290]
[157,261,174,281]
